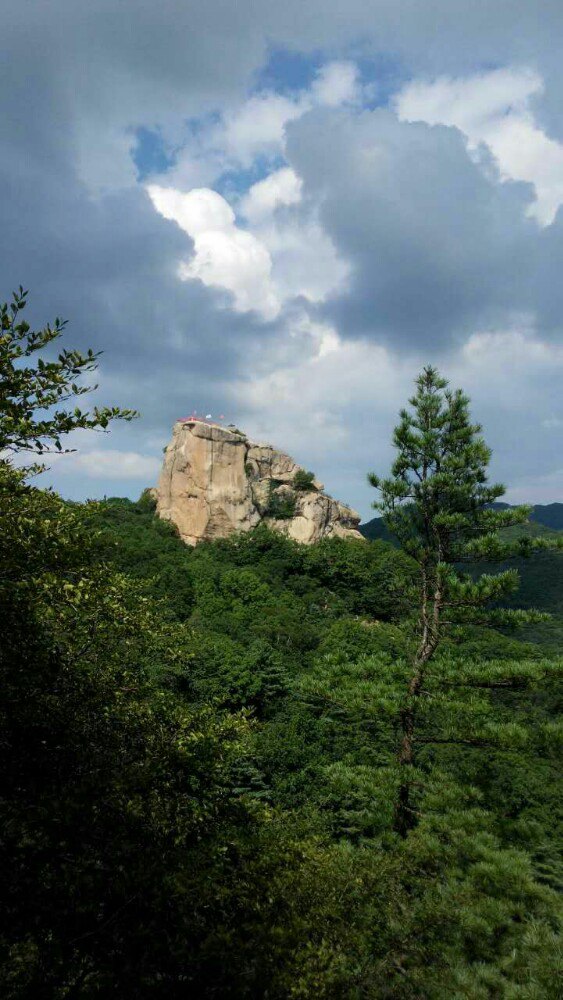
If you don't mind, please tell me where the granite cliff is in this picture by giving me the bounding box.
[155,419,362,546]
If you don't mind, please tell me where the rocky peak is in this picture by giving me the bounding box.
[155,418,362,546]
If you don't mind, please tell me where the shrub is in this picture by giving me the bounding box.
[266,485,297,519]
[293,469,316,491]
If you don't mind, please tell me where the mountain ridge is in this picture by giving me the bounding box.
[360,502,563,541]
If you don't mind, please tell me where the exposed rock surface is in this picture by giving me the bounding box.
[155,419,362,546]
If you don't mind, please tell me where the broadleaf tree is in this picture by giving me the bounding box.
[0,288,137,454]
[0,289,382,996]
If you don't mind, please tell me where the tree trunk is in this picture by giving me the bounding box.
[393,670,422,837]
[393,576,441,837]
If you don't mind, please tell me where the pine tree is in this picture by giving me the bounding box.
[300,368,562,844]
[367,366,558,835]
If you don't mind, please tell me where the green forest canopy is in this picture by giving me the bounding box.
[1,293,562,998]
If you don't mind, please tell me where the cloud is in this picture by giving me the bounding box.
[146,185,279,318]
[50,449,161,480]
[231,332,408,512]
[221,93,304,167]
[147,165,349,317]
[504,468,563,505]
[3,3,563,198]
[146,186,235,236]
[284,105,536,349]
[222,60,360,163]
[239,169,350,306]
[462,326,563,368]
[240,168,303,224]
[2,0,563,509]
[396,67,563,225]
[230,318,563,513]
[142,59,363,322]
[140,64,361,322]
[156,60,364,191]
[310,61,360,107]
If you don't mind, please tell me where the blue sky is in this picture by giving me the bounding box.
[2,1,563,517]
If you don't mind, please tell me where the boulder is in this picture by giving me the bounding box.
[155,419,362,546]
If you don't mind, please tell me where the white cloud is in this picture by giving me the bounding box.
[222,93,303,165]
[178,228,278,318]
[220,61,360,166]
[147,184,280,319]
[240,167,302,224]
[159,60,364,190]
[147,168,349,316]
[52,449,161,480]
[455,324,563,424]
[462,326,563,368]
[232,331,409,470]
[147,185,235,234]
[254,216,350,304]
[238,171,349,307]
[397,67,541,132]
[311,61,360,107]
[142,61,360,319]
[396,67,563,225]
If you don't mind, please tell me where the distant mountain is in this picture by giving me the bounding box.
[497,502,563,532]
[360,504,563,623]
[360,503,563,541]
[359,517,394,543]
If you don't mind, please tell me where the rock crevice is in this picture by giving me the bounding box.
[155,420,362,546]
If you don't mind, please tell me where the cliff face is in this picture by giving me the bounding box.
[155,419,362,546]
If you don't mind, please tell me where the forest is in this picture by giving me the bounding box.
[1,292,562,998]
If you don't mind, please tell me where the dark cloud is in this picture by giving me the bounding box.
[0,134,282,456]
[532,210,563,338]
[286,107,538,350]
[1,0,562,506]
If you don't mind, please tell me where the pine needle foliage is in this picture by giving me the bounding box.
[368,366,551,643]
[358,366,562,836]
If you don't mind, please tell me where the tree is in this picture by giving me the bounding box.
[293,469,316,491]
[294,370,563,991]
[300,369,561,844]
[0,288,136,454]
[1,288,389,997]
[366,366,557,836]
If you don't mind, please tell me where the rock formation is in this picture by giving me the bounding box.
[155,419,362,546]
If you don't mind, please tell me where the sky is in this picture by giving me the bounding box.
[2,0,563,519]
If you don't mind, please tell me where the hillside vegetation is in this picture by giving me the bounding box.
[1,293,562,998]
[362,507,563,639]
